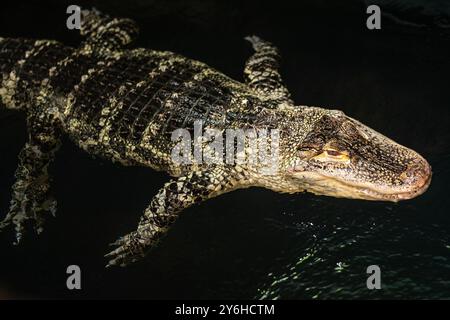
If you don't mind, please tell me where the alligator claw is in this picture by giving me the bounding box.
[105,231,149,268]
[0,197,57,244]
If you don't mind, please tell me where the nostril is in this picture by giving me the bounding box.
[400,159,432,187]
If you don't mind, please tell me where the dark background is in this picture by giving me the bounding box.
[0,0,449,299]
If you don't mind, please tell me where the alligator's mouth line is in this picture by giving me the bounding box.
[345,173,432,202]
[294,171,432,202]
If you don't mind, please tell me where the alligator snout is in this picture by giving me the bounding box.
[398,157,432,200]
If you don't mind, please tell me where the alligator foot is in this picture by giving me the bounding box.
[104,227,161,267]
[0,187,57,244]
[0,143,58,243]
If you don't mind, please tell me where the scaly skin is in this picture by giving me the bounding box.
[0,10,431,267]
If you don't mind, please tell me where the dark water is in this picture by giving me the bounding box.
[0,0,449,299]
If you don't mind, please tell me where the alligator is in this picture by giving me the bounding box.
[0,9,432,267]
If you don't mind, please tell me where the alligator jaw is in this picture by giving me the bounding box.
[364,171,432,202]
[293,164,432,202]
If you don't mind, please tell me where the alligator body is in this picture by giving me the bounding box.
[0,10,431,267]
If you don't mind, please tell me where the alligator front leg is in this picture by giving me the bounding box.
[80,8,139,55]
[0,102,61,243]
[244,36,293,105]
[105,166,244,267]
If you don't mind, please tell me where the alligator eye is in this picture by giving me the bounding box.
[325,150,342,157]
[312,149,350,162]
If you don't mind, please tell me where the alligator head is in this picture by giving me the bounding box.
[276,106,431,202]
